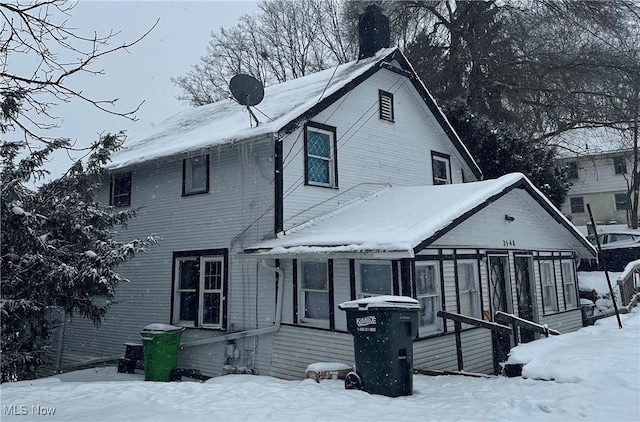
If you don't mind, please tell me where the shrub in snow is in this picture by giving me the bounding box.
[1,135,158,382]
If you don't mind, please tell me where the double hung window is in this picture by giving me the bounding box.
[299,261,330,324]
[305,123,337,188]
[540,261,558,312]
[415,262,441,334]
[110,172,131,207]
[432,152,451,185]
[183,155,209,195]
[458,261,481,319]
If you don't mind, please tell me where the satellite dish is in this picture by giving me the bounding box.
[229,74,264,106]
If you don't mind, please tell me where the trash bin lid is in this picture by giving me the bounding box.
[142,323,185,333]
[338,295,420,311]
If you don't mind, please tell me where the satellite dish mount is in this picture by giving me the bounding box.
[229,74,265,127]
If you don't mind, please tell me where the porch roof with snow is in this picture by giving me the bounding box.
[107,47,481,179]
[244,173,596,260]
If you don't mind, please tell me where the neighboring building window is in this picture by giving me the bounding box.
[614,193,629,211]
[379,90,394,122]
[110,172,131,207]
[561,260,577,309]
[566,160,579,179]
[432,152,451,185]
[305,122,337,188]
[299,261,330,323]
[357,260,392,298]
[458,261,481,319]
[183,155,209,195]
[415,262,441,334]
[173,253,226,329]
[613,156,627,175]
[540,261,558,312]
[570,197,585,214]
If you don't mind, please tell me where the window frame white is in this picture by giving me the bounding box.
[304,122,337,188]
[561,260,577,309]
[173,253,226,329]
[457,260,481,319]
[298,260,330,327]
[415,261,442,335]
[539,260,558,313]
[356,260,393,299]
[183,154,210,196]
[431,152,452,185]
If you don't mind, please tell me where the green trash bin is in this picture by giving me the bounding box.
[140,323,185,382]
[339,295,420,397]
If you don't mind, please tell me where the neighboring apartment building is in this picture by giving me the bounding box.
[558,129,635,227]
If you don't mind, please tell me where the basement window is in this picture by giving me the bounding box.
[379,90,394,122]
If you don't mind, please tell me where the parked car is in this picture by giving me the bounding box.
[582,231,640,271]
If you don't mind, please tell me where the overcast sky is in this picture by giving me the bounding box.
[41,1,259,176]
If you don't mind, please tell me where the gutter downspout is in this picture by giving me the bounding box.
[179,259,284,348]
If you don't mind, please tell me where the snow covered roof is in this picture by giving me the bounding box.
[244,173,595,259]
[553,127,631,158]
[107,48,481,179]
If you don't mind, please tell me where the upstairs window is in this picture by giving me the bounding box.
[379,90,394,122]
[299,260,330,325]
[432,152,451,185]
[614,193,629,211]
[415,262,441,335]
[110,172,131,207]
[569,197,585,214]
[357,260,392,298]
[183,155,209,195]
[458,261,481,319]
[540,261,558,313]
[305,122,337,188]
[566,160,579,179]
[613,156,627,175]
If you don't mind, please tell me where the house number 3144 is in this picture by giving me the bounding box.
[503,239,516,247]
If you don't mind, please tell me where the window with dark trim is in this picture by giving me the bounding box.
[110,172,131,207]
[569,196,585,214]
[614,193,629,211]
[613,156,627,175]
[304,122,338,188]
[432,152,451,185]
[183,154,210,196]
[561,260,577,309]
[298,260,330,327]
[356,260,392,298]
[415,261,442,335]
[457,260,481,319]
[566,160,579,179]
[172,249,228,329]
[379,90,394,122]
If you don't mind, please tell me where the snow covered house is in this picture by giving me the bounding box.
[57,10,596,379]
[557,128,636,227]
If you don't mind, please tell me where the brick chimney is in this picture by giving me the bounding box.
[358,5,390,60]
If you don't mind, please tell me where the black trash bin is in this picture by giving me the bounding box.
[339,295,419,397]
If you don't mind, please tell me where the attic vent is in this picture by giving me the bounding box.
[379,90,394,122]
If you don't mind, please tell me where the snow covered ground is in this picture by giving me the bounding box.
[2,278,639,421]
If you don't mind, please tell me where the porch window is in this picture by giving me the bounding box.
[110,172,131,207]
[561,260,577,308]
[458,261,481,319]
[357,260,392,298]
[183,154,209,195]
[305,122,337,188]
[299,260,330,324]
[432,152,451,185]
[173,252,226,329]
[415,262,441,334]
[540,261,558,312]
